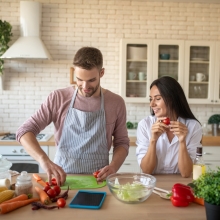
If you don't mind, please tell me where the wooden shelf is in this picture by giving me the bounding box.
[189,81,209,84]
[159,59,179,63]
[126,80,147,83]
[127,59,147,62]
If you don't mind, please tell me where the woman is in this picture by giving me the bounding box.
[136,76,202,177]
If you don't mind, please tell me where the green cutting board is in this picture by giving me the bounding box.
[60,176,106,190]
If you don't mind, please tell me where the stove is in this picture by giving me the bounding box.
[0,133,52,142]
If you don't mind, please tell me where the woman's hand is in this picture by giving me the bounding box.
[151,117,169,141]
[169,121,188,142]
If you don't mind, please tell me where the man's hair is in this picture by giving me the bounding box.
[73,47,103,70]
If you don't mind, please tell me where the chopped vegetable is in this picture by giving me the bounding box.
[0,198,39,214]
[0,190,14,204]
[1,194,28,204]
[112,181,150,202]
[35,186,51,205]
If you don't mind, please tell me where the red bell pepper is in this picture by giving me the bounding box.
[170,196,189,207]
[171,183,194,207]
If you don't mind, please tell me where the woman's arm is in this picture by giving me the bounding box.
[137,117,168,174]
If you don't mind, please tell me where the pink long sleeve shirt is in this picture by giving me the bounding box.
[16,87,130,154]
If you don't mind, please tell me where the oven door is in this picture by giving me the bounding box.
[8,158,44,173]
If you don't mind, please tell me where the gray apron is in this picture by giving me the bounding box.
[54,88,109,173]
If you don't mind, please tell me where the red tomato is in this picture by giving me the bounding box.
[51,180,57,186]
[47,188,57,198]
[53,185,61,196]
[51,177,56,181]
[162,117,170,125]
[57,198,66,208]
[93,170,100,178]
[43,185,51,193]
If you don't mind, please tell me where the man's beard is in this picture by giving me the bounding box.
[78,80,100,97]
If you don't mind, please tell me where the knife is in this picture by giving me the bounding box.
[33,174,47,187]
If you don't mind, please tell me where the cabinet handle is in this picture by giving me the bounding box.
[203,152,211,155]
[211,100,214,102]
[215,100,218,103]
[123,163,131,165]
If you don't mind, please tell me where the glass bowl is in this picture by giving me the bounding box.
[106,173,156,204]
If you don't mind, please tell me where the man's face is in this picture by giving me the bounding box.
[75,66,104,97]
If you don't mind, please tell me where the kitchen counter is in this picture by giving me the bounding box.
[0,134,219,146]
[3,174,206,220]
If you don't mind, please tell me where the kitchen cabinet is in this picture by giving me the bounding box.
[120,39,220,104]
[203,146,220,171]
[109,147,140,173]
[184,41,220,104]
[49,147,56,161]
[120,39,153,103]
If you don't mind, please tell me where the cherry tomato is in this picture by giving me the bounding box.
[51,177,56,181]
[162,117,170,125]
[93,170,100,178]
[57,198,66,208]
[51,180,57,186]
[47,188,57,198]
[43,185,51,193]
[53,185,61,196]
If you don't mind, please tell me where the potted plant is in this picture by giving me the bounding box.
[208,114,220,136]
[192,168,220,220]
[0,19,13,90]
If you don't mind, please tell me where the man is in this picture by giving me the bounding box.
[16,47,129,185]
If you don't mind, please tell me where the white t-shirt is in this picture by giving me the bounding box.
[136,116,202,174]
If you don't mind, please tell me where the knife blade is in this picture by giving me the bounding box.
[33,174,47,187]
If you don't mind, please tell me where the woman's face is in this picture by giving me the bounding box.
[149,85,168,117]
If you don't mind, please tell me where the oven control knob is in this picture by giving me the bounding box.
[20,149,25,153]
[12,150,17,153]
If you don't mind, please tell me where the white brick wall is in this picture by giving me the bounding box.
[0,0,220,133]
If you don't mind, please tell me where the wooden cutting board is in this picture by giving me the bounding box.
[60,176,106,190]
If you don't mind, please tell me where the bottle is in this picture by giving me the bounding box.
[193,147,206,180]
[15,171,33,196]
[0,154,12,188]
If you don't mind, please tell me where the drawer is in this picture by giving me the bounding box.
[109,146,136,160]
[204,161,220,171]
[203,147,220,160]
[117,160,141,173]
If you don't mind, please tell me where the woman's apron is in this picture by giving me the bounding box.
[54,88,109,173]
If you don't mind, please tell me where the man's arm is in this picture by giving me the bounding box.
[20,132,66,185]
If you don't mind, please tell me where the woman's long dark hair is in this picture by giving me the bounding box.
[150,76,199,122]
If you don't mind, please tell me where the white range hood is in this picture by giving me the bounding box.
[1,1,52,60]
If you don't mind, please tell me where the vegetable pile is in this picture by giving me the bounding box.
[0,177,69,214]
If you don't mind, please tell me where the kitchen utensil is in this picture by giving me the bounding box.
[153,187,171,200]
[33,173,47,187]
[196,73,206,82]
[127,72,137,80]
[60,176,106,190]
[138,72,146,80]
[106,172,156,204]
[0,154,12,184]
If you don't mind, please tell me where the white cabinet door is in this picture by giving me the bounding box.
[214,42,220,104]
[184,41,219,104]
[109,147,140,173]
[153,40,185,88]
[203,146,220,171]
[120,39,153,103]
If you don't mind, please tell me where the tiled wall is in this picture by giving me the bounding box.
[0,0,220,133]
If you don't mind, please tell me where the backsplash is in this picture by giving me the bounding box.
[0,0,220,133]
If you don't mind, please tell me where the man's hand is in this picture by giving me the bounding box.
[39,157,66,186]
[96,165,116,182]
